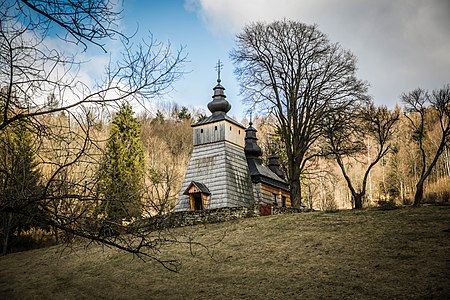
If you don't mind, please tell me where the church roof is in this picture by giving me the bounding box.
[244,121,262,157]
[183,181,211,195]
[244,120,289,191]
[247,158,290,191]
[192,112,245,129]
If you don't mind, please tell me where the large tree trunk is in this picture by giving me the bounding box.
[413,180,424,207]
[290,177,302,208]
[1,213,13,256]
[1,231,9,256]
[353,193,363,209]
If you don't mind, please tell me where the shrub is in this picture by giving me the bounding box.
[377,200,398,210]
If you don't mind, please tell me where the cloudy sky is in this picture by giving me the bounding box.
[89,0,450,119]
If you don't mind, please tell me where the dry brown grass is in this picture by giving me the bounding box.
[425,177,450,204]
[1,205,449,299]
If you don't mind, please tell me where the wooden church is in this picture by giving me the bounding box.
[174,66,290,213]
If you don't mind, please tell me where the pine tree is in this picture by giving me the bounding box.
[0,121,44,255]
[177,106,192,121]
[98,104,145,222]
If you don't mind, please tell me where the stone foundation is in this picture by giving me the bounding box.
[140,207,257,231]
[138,205,304,231]
[272,207,302,214]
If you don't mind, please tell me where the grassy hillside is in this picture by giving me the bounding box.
[1,206,449,299]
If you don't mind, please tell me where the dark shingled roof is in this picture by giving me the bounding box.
[183,181,211,195]
[247,158,289,192]
[192,112,245,129]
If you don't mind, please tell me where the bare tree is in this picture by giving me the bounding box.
[323,104,399,209]
[16,0,123,52]
[141,113,192,216]
[0,0,187,265]
[401,85,450,206]
[0,2,185,131]
[302,165,340,211]
[231,20,368,207]
[144,165,180,216]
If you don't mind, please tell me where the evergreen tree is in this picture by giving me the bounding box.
[98,104,145,222]
[153,110,165,123]
[0,122,45,255]
[177,106,192,121]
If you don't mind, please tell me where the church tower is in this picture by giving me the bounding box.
[174,64,254,211]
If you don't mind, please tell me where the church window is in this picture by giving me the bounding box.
[201,129,203,133]
[215,126,217,130]
[281,196,287,207]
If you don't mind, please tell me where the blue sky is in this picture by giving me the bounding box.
[81,0,450,121]
[121,0,242,119]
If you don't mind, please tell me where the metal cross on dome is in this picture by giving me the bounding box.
[215,60,223,82]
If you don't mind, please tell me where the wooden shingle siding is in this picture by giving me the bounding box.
[174,141,254,211]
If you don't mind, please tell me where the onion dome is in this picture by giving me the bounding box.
[244,121,263,158]
[268,152,285,179]
[207,78,231,115]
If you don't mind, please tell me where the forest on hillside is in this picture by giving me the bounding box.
[1,1,449,258]
[1,95,449,255]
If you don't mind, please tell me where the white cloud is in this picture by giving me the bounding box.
[188,0,450,105]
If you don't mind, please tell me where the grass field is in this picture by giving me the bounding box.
[1,205,449,299]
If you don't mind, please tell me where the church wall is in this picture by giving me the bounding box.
[193,121,244,147]
[224,122,245,147]
[280,190,291,207]
[252,183,262,204]
[252,183,269,205]
[174,141,254,212]
[254,182,291,207]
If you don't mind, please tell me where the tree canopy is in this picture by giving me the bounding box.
[231,20,369,207]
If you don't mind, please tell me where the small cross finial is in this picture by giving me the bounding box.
[249,110,253,126]
[215,60,223,83]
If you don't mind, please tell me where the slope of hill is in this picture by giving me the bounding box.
[1,206,449,299]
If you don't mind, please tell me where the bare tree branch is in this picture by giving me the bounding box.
[322,103,399,208]
[0,0,190,263]
[231,20,369,207]
[401,85,450,206]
